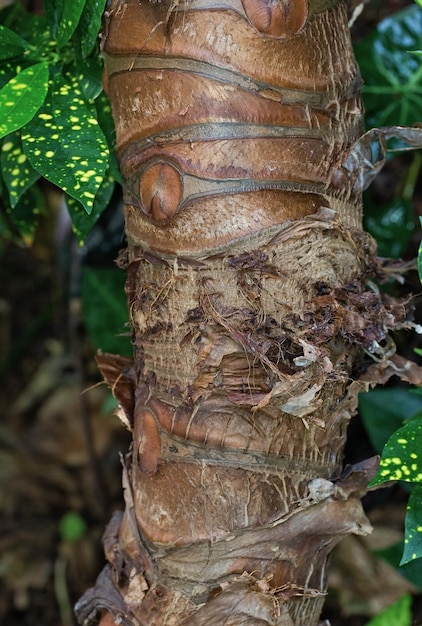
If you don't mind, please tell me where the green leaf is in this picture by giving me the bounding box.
[1,132,40,207]
[95,92,121,184]
[22,70,109,213]
[0,24,29,60]
[0,62,18,90]
[44,0,87,48]
[402,484,422,564]
[359,388,422,453]
[73,0,107,58]
[363,196,415,259]
[5,185,46,244]
[11,15,57,65]
[364,595,412,626]
[66,171,115,242]
[0,63,49,139]
[354,6,422,128]
[73,58,103,102]
[370,418,422,487]
[81,265,131,356]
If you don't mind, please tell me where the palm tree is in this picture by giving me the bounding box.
[76,1,420,624]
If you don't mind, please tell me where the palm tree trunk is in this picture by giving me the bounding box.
[75,1,415,624]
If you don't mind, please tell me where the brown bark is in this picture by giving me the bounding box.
[75,1,420,625]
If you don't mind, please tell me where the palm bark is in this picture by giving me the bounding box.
[76,1,418,624]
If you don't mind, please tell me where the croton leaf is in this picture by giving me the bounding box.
[370,418,422,487]
[95,91,121,183]
[73,58,103,102]
[11,14,57,65]
[0,63,49,139]
[0,24,29,60]
[66,170,115,242]
[1,132,40,207]
[22,70,109,213]
[73,0,108,58]
[359,388,422,454]
[0,62,18,90]
[44,0,87,48]
[402,484,422,565]
[5,185,46,245]
[354,5,422,128]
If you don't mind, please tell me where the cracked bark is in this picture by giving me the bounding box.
[75,1,422,624]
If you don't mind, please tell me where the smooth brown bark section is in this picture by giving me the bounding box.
[75,2,417,625]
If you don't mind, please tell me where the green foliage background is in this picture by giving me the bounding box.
[0,0,118,242]
[355,5,422,622]
[0,0,129,358]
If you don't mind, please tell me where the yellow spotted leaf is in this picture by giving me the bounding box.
[1,131,40,207]
[402,484,422,565]
[44,0,86,48]
[370,418,422,487]
[22,71,109,213]
[0,63,49,139]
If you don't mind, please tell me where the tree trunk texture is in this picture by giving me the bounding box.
[76,1,419,624]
